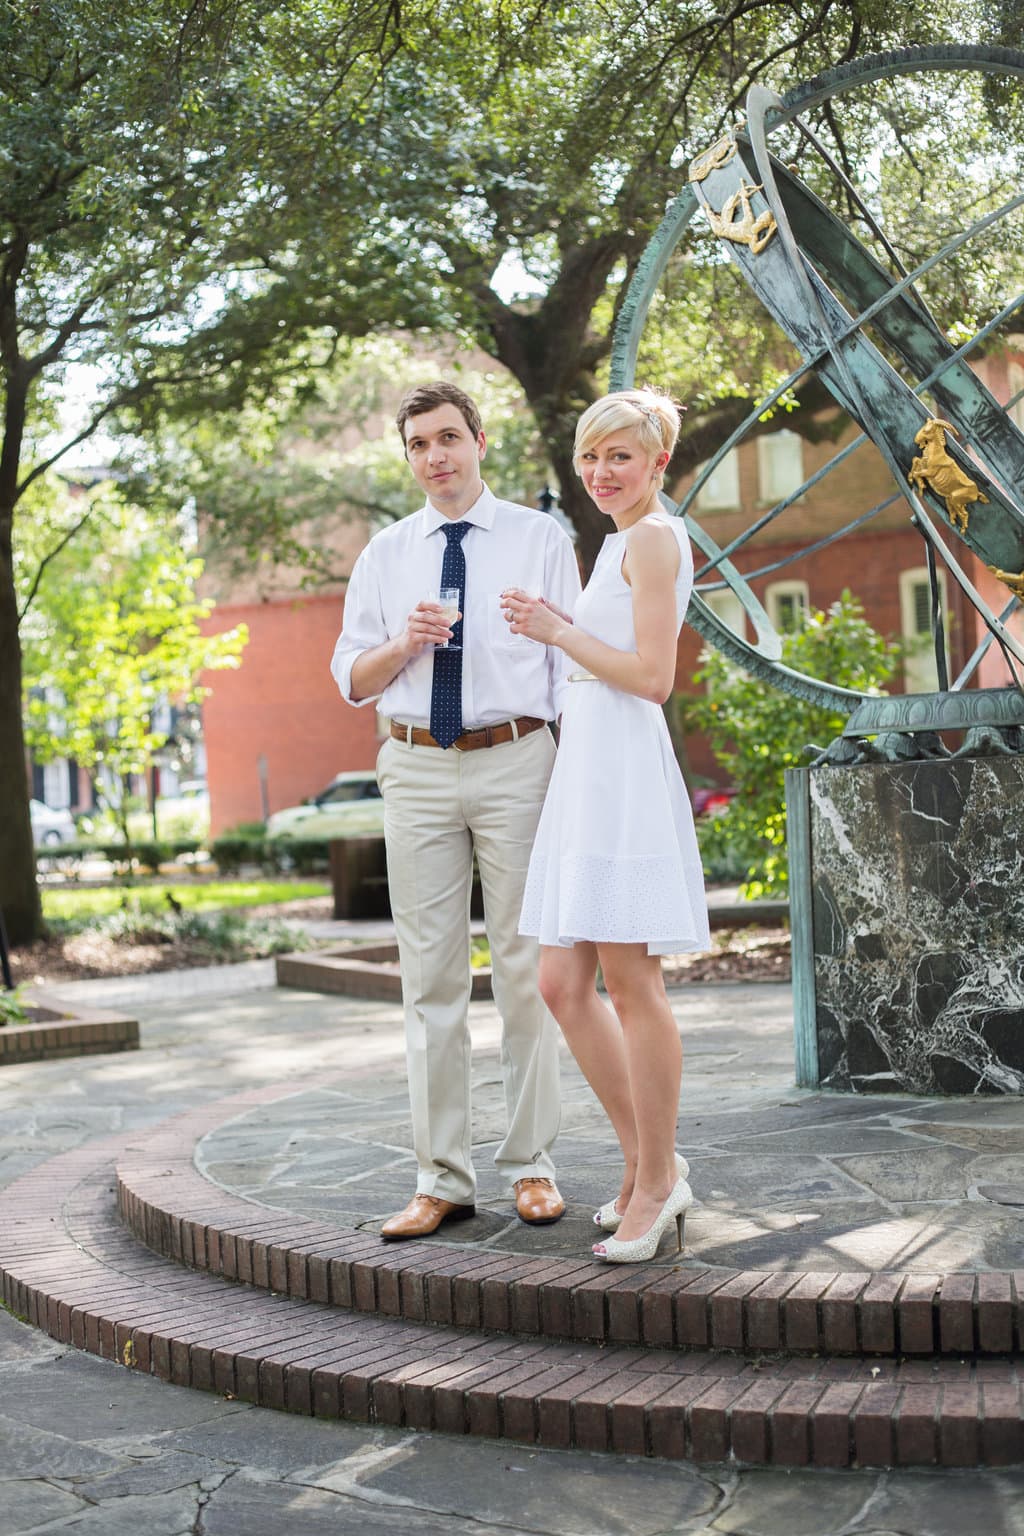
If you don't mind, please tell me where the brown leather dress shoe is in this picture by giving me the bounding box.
[514,1177,565,1225]
[380,1194,476,1242]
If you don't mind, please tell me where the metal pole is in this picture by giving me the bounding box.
[257,755,270,822]
[922,522,951,693]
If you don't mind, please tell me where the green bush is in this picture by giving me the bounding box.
[0,987,30,1027]
[37,837,202,874]
[685,592,900,898]
[206,826,331,877]
[264,837,331,875]
[44,901,310,960]
[209,830,266,875]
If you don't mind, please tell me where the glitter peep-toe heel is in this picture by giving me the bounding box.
[592,1177,693,1265]
[593,1152,689,1232]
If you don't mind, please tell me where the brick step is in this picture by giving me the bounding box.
[116,1086,1024,1360]
[1,1135,1022,1468]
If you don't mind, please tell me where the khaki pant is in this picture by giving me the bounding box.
[377,726,561,1203]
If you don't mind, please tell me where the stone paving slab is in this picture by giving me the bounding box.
[192,1082,1024,1274]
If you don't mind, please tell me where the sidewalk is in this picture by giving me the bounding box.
[1,955,1022,1534]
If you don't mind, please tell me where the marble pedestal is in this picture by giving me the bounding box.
[785,756,1024,1094]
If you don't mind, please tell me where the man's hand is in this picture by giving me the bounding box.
[500,588,570,646]
[404,600,459,657]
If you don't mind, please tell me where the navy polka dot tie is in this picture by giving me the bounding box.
[429,521,470,748]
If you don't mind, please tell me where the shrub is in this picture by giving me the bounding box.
[209,825,267,874]
[37,838,202,875]
[263,837,330,875]
[685,592,899,897]
[0,987,30,1027]
[48,902,310,960]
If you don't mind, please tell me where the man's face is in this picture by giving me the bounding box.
[402,404,486,517]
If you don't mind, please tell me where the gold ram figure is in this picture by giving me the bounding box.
[988,565,1024,601]
[907,417,989,534]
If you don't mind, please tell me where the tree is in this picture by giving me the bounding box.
[20,485,246,851]
[1,0,412,940]
[687,593,899,896]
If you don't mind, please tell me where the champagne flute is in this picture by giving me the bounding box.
[436,586,461,649]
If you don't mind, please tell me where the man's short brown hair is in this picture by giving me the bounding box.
[396,381,483,445]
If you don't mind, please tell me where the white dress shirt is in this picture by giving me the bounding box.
[331,484,581,727]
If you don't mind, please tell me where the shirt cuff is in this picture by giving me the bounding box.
[331,646,381,708]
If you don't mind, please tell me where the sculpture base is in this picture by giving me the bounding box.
[785,756,1024,1094]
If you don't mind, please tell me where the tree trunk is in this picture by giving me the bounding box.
[0,510,42,946]
[0,356,43,945]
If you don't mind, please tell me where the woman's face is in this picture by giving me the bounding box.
[578,430,662,518]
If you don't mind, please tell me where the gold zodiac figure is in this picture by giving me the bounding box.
[988,565,1024,600]
[689,135,738,183]
[703,179,777,255]
[907,417,989,534]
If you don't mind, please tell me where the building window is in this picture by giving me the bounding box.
[766,580,809,633]
[757,429,804,503]
[701,586,747,639]
[42,759,71,809]
[694,449,740,512]
[900,567,949,692]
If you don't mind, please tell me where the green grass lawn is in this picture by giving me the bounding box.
[42,879,330,923]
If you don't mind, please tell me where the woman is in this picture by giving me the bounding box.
[502,388,710,1263]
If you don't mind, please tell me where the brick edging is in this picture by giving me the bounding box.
[114,1084,1024,1359]
[0,985,138,1066]
[2,1140,1022,1468]
[275,945,492,1001]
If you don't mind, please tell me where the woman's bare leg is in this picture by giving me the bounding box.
[596,942,682,1244]
[538,943,638,1205]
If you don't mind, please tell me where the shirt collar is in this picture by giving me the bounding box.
[420,482,496,537]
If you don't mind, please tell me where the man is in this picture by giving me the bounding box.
[331,380,581,1240]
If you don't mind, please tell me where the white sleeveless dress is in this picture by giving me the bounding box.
[519,514,710,957]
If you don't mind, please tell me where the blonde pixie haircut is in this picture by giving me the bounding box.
[573,388,681,473]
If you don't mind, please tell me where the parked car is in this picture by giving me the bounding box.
[265,771,384,841]
[30,798,77,847]
[691,785,736,817]
[155,779,210,837]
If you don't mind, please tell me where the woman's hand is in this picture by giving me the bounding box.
[500,588,570,646]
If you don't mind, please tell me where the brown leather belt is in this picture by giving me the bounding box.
[391,716,547,751]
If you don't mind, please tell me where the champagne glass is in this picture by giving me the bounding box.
[437,586,461,649]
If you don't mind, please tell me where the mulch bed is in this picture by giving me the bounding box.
[10,897,790,988]
[663,926,791,985]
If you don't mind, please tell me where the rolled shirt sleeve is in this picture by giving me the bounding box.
[329,544,386,707]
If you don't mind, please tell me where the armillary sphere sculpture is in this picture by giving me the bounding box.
[611,45,1024,758]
